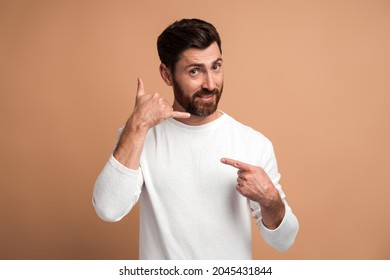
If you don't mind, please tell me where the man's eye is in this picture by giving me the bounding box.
[189,69,199,75]
[213,64,221,70]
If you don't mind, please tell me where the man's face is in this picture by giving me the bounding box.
[171,42,224,116]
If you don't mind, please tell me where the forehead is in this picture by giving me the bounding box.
[177,42,222,67]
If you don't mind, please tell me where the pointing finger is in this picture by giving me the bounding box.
[220,158,254,171]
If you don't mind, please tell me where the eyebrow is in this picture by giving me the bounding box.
[185,58,223,69]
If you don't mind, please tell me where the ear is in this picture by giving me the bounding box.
[159,63,173,86]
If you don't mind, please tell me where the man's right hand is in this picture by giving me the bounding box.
[113,78,190,169]
[131,78,190,132]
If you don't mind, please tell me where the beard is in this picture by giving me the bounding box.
[172,79,223,117]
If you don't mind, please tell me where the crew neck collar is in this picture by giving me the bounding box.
[168,110,228,131]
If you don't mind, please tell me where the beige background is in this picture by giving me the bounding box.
[1,0,389,259]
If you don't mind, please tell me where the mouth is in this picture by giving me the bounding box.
[195,94,215,102]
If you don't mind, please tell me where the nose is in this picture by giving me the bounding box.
[202,71,216,91]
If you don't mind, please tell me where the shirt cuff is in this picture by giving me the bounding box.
[258,209,299,252]
[109,154,140,176]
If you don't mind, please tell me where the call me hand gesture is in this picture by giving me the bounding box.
[114,78,190,169]
[132,78,190,130]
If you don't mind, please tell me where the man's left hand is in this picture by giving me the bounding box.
[220,157,285,229]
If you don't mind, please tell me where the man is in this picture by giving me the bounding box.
[93,18,299,259]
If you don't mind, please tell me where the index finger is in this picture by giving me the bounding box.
[220,158,254,171]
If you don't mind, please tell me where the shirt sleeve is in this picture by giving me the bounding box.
[249,138,299,252]
[92,154,144,222]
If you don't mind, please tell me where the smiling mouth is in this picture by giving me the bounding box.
[195,94,215,102]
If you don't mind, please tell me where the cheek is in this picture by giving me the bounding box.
[189,78,203,89]
[185,81,202,96]
[175,75,199,94]
[216,74,224,87]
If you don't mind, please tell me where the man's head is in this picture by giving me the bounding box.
[157,19,224,117]
[157,18,222,74]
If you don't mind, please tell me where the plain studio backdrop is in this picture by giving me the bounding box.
[1,0,389,259]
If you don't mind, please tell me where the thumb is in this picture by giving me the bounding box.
[136,77,145,97]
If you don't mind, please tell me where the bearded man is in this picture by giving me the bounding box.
[93,18,299,260]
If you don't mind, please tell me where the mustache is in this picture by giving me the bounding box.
[194,88,220,97]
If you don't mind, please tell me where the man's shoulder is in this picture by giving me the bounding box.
[224,113,269,142]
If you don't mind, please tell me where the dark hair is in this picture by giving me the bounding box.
[157,18,222,73]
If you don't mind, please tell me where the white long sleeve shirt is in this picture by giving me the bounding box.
[93,112,299,259]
